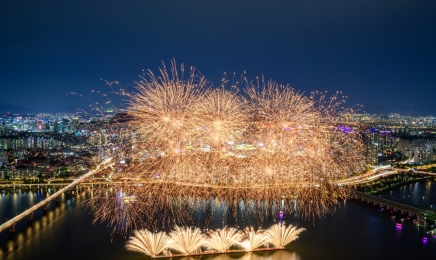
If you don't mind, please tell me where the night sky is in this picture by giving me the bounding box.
[1,0,435,115]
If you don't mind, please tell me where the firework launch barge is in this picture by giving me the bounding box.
[150,247,285,259]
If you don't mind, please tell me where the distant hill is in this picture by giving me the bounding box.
[0,104,84,114]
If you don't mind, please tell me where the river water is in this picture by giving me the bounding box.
[378,179,436,208]
[0,182,435,260]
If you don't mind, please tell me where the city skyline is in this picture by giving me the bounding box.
[1,0,435,115]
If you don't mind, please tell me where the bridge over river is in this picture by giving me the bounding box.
[2,159,435,233]
[337,167,436,186]
[353,191,436,222]
[0,158,112,233]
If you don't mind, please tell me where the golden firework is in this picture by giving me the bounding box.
[85,61,366,233]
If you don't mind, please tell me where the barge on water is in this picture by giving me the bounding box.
[151,247,286,259]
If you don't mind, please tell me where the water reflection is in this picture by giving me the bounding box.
[395,223,402,238]
[379,179,436,207]
[0,187,87,258]
[2,181,436,259]
[178,250,301,260]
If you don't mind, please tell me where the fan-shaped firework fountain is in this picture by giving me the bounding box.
[84,61,365,234]
[204,227,242,252]
[168,226,205,255]
[265,222,306,248]
[239,227,269,252]
[125,223,305,258]
[125,229,170,257]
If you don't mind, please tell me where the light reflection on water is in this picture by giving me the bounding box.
[177,250,301,260]
[1,182,436,259]
[379,179,436,207]
[0,187,84,258]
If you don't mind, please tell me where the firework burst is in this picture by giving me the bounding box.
[85,61,366,233]
[191,87,247,148]
[129,61,206,152]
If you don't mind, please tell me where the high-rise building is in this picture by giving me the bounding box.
[0,150,8,166]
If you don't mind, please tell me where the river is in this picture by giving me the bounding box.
[0,182,435,260]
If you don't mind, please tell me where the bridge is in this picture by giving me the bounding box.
[337,167,436,186]
[0,158,113,233]
[353,191,436,221]
[2,164,434,189]
[394,168,436,175]
[1,159,435,233]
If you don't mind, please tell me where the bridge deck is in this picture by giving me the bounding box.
[0,158,112,233]
[354,191,436,221]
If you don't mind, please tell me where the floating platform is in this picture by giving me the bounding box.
[151,247,285,259]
